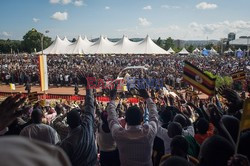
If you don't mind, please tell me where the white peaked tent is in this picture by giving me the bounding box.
[68,35,92,54]
[62,36,72,45]
[224,48,233,54]
[178,48,189,55]
[136,35,170,54]
[237,48,242,52]
[88,35,115,54]
[227,48,233,52]
[167,47,175,54]
[40,36,69,54]
[40,35,170,55]
[113,35,137,54]
[210,47,217,54]
[192,48,200,54]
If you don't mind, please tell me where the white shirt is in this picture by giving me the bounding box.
[97,121,117,152]
[20,123,60,144]
[107,98,158,166]
[156,126,172,154]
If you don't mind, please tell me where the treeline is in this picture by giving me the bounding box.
[0,28,52,54]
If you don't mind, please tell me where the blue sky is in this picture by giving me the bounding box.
[0,0,250,40]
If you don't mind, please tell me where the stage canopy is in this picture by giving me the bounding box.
[39,35,170,55]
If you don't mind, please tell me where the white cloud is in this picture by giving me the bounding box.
[50,0,60,4]
[61,0,71,4]
[143,5,152,10]
[138,17,151,26]
[51,12,68,21]
[2,31,11,37]
[114,20,250,40]
[105,6,110,10]
[74,0,83,6]
[161,5,180,9]
[196,2,217,10]
[33,18,40,23]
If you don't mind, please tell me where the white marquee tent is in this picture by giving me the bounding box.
[167,47,175,54]
[178,48,189,55]
[39,35,170,55]
[192,48,200,54]
[210,47,217,54]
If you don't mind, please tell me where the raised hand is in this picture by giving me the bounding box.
[0,94,30,131]
[135,83,150,99]
[218,87,243,112]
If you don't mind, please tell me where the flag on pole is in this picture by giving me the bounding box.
[231,70,246,81]
[9,83,15,90]
[183,61,216,96]
[240,98,250,131]
[39,55,48,91]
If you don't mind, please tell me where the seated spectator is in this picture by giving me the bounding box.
[173,114,194,137]
[59,89,97,166]
[20,109,60,144]
[199,135,235,166]
[160,135,199,165]
[194,118,214,145]
[157,122,182,154]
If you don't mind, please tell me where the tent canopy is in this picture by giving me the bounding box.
[39,35,170,55]
[193,48,200,53]
[178,48,189,55]
[167,47,175,54]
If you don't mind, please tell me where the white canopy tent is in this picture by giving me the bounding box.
[136,35,170,55]
[68,35,93,54]
[62,37,72,45]
[192,48,200,54]
[167,47,175,54]
[210,47,217,54]
[178,48,189,55]
[224,48,233,54]
[39,35,69,54]
[39,35,170,55]
[112,35,137,54]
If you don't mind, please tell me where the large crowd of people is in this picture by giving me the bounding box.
[1,54,250,89]
[0,54,250,166]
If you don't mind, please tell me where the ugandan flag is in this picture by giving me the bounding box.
[231,70,246,81]
[39,55,48,91]
[183,61,216,96]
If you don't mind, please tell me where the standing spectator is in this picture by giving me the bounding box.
[59,89,97,166]
[20,109,60,144]
[107,86,158,166]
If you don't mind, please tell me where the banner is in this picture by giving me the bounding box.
[183,61,216,96]
[231,70,246,81]
[39,55,48,91]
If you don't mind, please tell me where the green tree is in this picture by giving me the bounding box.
[164,37,174,51]
[205,43,214,50]
[204,71,233,89]
[187,45,194,53]
[155,37,163,48]
[22,28,52,53]
[72,38,76,42]
[0,39,22,54]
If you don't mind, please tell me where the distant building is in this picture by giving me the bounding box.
[228,32,236,41]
